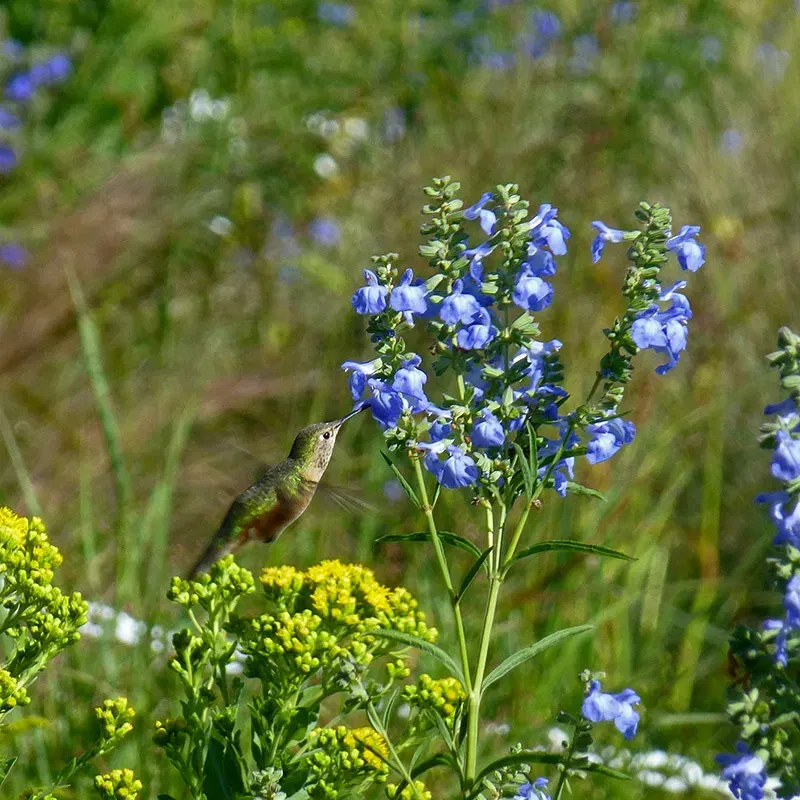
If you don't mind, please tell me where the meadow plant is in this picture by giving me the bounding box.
[340,176,705,798]
[718,327,800,800]
[0,507,139,798]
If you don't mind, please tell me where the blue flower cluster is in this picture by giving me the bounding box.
[513,776,550,800]
[716,744,768,800]
[344,178,705,497]
[0,37,74,268]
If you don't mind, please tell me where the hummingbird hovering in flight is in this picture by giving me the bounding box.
[188,407,364,579]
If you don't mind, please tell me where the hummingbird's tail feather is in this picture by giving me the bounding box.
[187,538,236,580]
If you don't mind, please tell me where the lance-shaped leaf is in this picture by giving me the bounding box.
[565,481,607,501]
[380,451,421,509]
[371,629,464,683]
[455,547,493,604]
[482,625,593,692]
[505,540,635,575]
[376,531,482,559]
[0,758,16,789]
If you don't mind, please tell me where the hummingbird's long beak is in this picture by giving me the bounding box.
[334,404,367,428]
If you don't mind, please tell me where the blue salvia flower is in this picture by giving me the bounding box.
[341,358,380,400]
[631,281,692,374]
[529,204,570,255]
[441,280,483,325]
[44,53,72,83]
[716,744,768,800]
[756,491,800,547]
[666,225,706,272]
[352,269,388,314]
[471,409,505,448]
[581,679,641,740]
[422,442,479,488]
[390,268,428,322]
[586,417,636,464]
[5,72,33,103]
[463,192,497,236]
[366,378,404,427]
[512,268,554,312]
[514,777,550,800]
[0,108,21,129]
[771,430,800,481]
[455,307,497,350]
[393,355,429,412]
[0,242,27,269]
[590,221,627,263]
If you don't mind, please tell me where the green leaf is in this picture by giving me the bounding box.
[509,540,635,572]
[455,547,493,604]
[482,625,593,691]
[375,531,482,559]
[0,758,16,788]
[512,443,534,499]
[565,481,607,501]
[203,737,246,800]
[411,752,458,778]
[157,796,180,800]
[371,629,463,682]
[380,452,420,509]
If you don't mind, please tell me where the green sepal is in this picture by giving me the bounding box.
[565,481,607,501]
[375,530,482,559]
[482,625,593,692]
[371,629,463,682]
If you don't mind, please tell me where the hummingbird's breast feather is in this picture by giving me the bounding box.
[238,474,317,544]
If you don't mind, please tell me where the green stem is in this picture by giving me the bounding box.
[411,457,473,696]
[552,721,579,800]
[367,700,425,800]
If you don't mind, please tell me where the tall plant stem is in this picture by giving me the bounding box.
[411,457,473,698]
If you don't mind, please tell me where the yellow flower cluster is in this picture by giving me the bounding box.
[403,673,466,726]
[0,667,29,712]
[307,725,389,797]
[261,560,436,640]
[386,780,433,800]
[95,697,135,741]
[94,768,143,799]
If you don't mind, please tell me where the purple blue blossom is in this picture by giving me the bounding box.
[422,443,479,488]
[441,280,482,325]
[463,192,497,236]
[771,430,800,482]
[390,268,428,322]
[666,226,706,272]
[0,144,17,173]
[0,108,20,129]
[610,2,638,25]
[0,242,27,269]
[341,358,380,401]
[392,355,429,412]
[352,270,388,314]
[716,743,767,800]
[44,53,72,83]
[5,72,33,103]
[590,221,627,264]
[581,679,641,740]
[455,307,497,350]
[569,34,600,74]
[471,409,505,448]
[366,378,404,427]
[586,417,636,464]
[756,491,800,548]
[514,777,550,800]
[631,281,692,374]
[512,269,553,312]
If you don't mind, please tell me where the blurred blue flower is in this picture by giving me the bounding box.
[456,307,498,349]
[2,40,24,62]
[0,242,27,269]
[441,280,482,325]
[0,107,20,129]
[393,354,429,412]
[538,425,577,496]
[352,269,388,314]
[514,777,550,800]
[755,43,789,82]
[5,72,33,103]
[610,2,637,24]
[716,743,767,800]
[341,358,380,401]
[367,378,404,427]
[590,221,626,263]
[586,417,636,464]
[0,144,17,173]
[721,129,744,154]
[771,430,800,481]
[512,269,553,312]
[29,63,51,87]
[569,34,599,74]
[464,192,497,236]
[581,679,641,739]
[309,216,341,247]
[521,10,561,59]
[383,106,406,142]
[471,409,505,448]
[666,225,705,272]
[631,282,692,374]
[318,2,356,26]
[700,36,723,64]
[390,268,428,322]
[44,53,72,83]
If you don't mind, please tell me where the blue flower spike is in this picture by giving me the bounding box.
[666,225,706,272]
[581,679,641,740]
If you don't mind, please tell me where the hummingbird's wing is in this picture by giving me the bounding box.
[319,484,377,515]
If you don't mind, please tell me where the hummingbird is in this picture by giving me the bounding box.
[188,407,364,579]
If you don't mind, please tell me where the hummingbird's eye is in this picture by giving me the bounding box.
[323,431,331,440]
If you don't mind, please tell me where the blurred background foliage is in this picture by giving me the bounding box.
[0,0,799,796]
